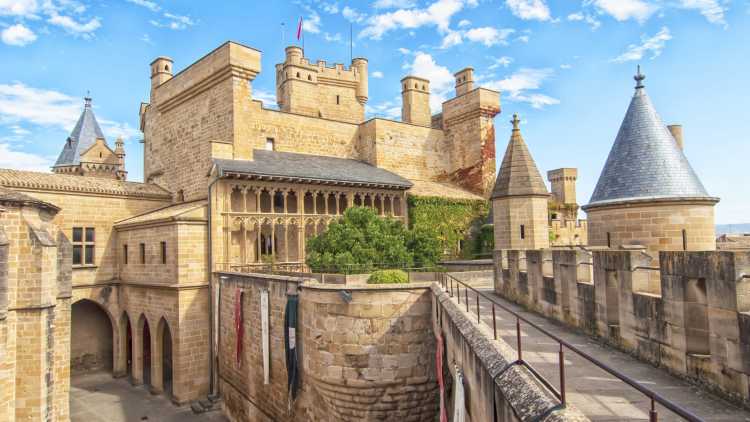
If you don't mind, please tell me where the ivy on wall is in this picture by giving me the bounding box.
[407,195,490,258]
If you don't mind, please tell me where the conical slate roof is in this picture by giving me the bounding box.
[490,114,549,199]
[585,69,715,208]
[53,97,106,167]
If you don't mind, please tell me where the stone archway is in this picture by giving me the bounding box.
[139,314,152,388]
[70,299,115,373]
[157,317,174,398]
[117,312,133,380]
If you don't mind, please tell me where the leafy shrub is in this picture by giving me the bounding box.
[367,269,408,284]
[408,196,489,257]
[305,207,441,273]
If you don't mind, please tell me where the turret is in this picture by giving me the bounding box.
[352,57,368,105]
[114,137,127,180]
[454,67,474,96]
[401,76,431,126]
[285,46,304,64]
[150,56,174,90]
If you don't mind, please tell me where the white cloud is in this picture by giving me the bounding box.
[506,0,551,21]
[371,71,384,78]
[0,82,141,143]
[0,0,39,17]
[150,12,195,30]
[321,2,338,14]
[611,26,671,63]
[366,97,402,120]
[140,33,153,44]
[567,11,601,29]
[360,0,471,40]
[560,63,572,69]
[342,6,366,23]
[489,56,513,70]
[403,52,454,112]
[515,34,529,43]
[678,0,727,25]
[440,30,462,48]
[47,13,101,37]
[253,89,278,109]
[464,26,515,46]
[586,0,658,23]
[483,68,559,109]
[1,23,37,46]
[457,18,471,27]
[302,11,321,34]
[373,0,417,8]
[397,47,411,54]
[0,143,54,172]
[126,0,159,12]
[323,32,342,42]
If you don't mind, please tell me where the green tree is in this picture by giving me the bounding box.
[305,207,441,273]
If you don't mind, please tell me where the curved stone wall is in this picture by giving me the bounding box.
[299,283,438,421]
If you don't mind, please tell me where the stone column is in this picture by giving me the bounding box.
[241,187,248,213]
[256,224,262,263]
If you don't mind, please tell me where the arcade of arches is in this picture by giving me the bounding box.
[221,181,407,267]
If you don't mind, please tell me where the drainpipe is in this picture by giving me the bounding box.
[207,174,221,396]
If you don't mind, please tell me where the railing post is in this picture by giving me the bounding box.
[465,286,469,312]
[476,294,480,323]
[516,317,522,362]
[492,304,497,340]
[559,343,566,407]
[649,398,658,422]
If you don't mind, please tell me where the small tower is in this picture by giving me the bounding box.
[352,57,369,105]
[547,168,578,220]
[401,76,431,126]
[454,67,474,96]
[491,114,550,250]
[583,66,719,255]
[114,137,127,180]
[150,56,174,91]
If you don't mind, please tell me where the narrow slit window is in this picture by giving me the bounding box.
[160,241,167,264]
[336,95,340,105]
[140,243,146,264]
[607,232,612,248]
[123,244,128,265]
[520,225,526,240]
[682,229,687,251]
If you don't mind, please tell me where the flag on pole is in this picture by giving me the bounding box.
[296,16,303,41]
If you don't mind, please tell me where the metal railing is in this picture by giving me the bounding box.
[437,272,702,422]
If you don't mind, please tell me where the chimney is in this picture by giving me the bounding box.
[668,124,683,150]
[454,67,474,96]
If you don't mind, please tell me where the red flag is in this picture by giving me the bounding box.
[235,289,244,367]
[296,16,303,40]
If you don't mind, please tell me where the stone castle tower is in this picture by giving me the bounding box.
[548,168,578,220]
[275,46,368,124]
[52,97,127,180]
[583,67,719,256]
[401,76,431,126]
[491,114,550,249]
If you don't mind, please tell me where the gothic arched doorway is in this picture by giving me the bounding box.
[70,299,114,373]
[140,316,152,387]
[158,318,173,397]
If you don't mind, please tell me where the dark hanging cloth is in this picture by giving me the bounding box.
[284,294,300,409]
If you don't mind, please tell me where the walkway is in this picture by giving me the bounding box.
[71,372,227,422]
[451,276,750,421]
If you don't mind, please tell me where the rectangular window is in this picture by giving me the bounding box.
[607,232,612,248]
[520,225,526,240]
[123,244,128,265]
[336,95,340,105]
[140,243,146,264]
[265,137,275,151]
[72,227,95,266]
[161,241,167,264]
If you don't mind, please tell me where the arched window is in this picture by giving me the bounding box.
[296,72,300,78]
[308,74,312,81]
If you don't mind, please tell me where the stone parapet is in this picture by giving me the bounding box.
[493,247,750,405]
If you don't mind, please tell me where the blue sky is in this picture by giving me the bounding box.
[0,0,748,223]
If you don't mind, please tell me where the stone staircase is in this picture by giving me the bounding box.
[190,393,222,414]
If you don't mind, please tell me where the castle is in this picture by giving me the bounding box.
[0,39,739,421]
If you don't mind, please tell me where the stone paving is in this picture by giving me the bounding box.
[450,277,750,421]
[70,372,227,422]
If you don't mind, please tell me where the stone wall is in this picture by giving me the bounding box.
[493,196,550,250]
[586,200,716,259]
[493,247,750,404]
[432,284,587,421]
[217,272,438,421]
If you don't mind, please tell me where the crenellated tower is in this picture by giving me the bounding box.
[401,76,431,126]
[275,46,368,124]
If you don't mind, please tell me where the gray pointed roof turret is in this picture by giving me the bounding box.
[53,96,106,168]
[491,114,549,199]
[584,68,717,209]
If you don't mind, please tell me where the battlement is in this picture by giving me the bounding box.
[275,46,367,123]
[492,247,750,403]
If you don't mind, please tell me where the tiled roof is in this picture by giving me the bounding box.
[54,97,106,167]
[213,150,413,189]
[115,200,207,227]
[0,186,59,211]
[491,114,549,199]
[586,70,717,209]
[0,169,172,199]
[408,180,483,200]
